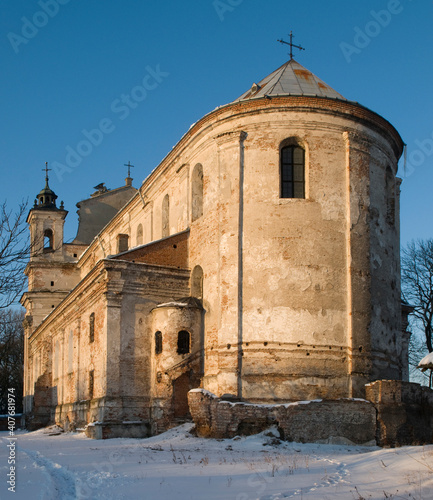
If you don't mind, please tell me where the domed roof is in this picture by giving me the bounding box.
[233,59,347,102]
[33,163,64,210]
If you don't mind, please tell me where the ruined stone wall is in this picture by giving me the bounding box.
[188,389,376,445]
[366,380,433,446]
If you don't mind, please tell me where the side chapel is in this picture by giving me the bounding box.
[21,56,411,438]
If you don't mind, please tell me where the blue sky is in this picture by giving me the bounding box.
[1,0,432,244]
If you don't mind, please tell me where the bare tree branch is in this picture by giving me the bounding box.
[0,308,24,413]
[0,201,29,309]
[402,239,433,387]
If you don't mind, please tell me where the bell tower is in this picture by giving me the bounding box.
[28,162,67,261]
[22,163,78,329]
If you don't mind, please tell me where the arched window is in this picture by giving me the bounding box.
[54,340,60,380]
[89,370,94,400]
[191,265,203,301]
[68,330,73,373]
[89,313,95,343]
[155,331,162,355]
[280,145,305,198]
[162,194,170,237]
[136,224,143,246]
[44,229,53,251]
[177,330,190,354]
[191,163,203,222]
[385,166,395,226]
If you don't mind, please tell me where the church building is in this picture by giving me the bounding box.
[21,57,410,438]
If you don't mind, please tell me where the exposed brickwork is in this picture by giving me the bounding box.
[366,380,433,446]
[188,389,376,445]
[111,230,189,268]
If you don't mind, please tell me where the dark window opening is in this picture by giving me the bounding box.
[155,331,162,355]
[117,234,129,253]
[280,145,305,199]
[43,229,54,251]
[89,370,94,399]
[177,330,190,354]
[89,312,95,343]
[51,281,54,287]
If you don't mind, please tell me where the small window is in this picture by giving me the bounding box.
[89,312,95,343]
[177,330,190,354]
[155,331,162,355]
[89,370,94,399]
[117,234,129,253]
[280,145,305,199]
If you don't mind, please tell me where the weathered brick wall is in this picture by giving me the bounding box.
[366,380,433,446]
[111,230,189,268]
[188,389,376,445]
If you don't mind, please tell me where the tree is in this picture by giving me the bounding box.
[401,239,433,387]
[0,308,24,414]
[0,201,29,309]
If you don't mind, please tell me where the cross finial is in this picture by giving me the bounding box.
[42,161,52,183]
[277,31,305,60]
[124,161,134,178]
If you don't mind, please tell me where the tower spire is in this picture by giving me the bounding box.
[277,31,305,60]
[35,161,58,209]
[124,161,134,187]
[43,161,51,184]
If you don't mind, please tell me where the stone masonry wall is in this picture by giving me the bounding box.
[366,380,433,446]
[190,382,433,447]
[188,389,376,445]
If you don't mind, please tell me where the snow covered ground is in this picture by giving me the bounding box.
[1,424,432,499]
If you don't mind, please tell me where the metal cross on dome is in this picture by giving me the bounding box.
[277,31,305,60]
[124,161,134,178]
[42,161,51,182]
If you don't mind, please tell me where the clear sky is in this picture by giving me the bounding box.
[1,0,432,244]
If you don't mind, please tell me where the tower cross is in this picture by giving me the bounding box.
[124,161,134,178]
[277,31,305,60]
[42,161,51,182]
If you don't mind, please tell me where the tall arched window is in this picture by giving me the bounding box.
[280,145,305,198]
[68,330,73,373]
[191,163,204,222]
[385,166,395,226]
[136,224,143,246]
[162,194,170,237]
[155,331,162,355]
[44,229,53,251]
[177,330,190,354]
[191,265,204,301]
[89,313,95,343]
[89,370,94,400]
[54,340,60,380]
